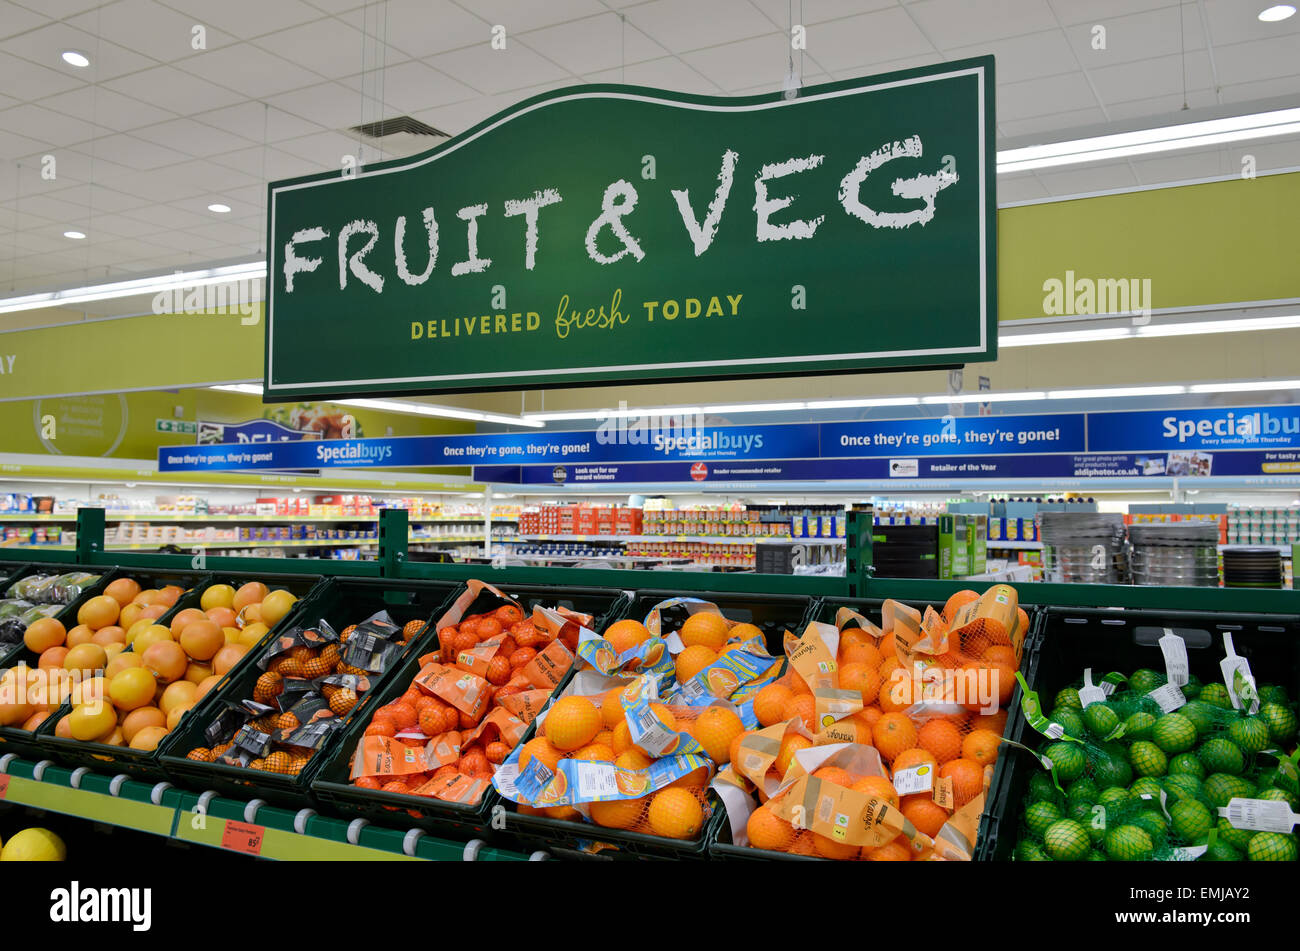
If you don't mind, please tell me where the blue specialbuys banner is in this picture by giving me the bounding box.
[1089,405,1300,453]
[822,412,1085,457]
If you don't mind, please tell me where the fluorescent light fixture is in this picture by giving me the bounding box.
[998,107,1300,173]
[999,327,1133,347]
[63,230,85,240]
[805,397,922,409]
[1190,379,1300,393]
[210,383,264,395]
[1136,315,1300,337]
[921,391,1045,404]
[0,261,265,315]
[207,203,232,213]
[526,406,702,422]
[1259,4,1296,21]
[61,50,89,68]
[1047,385,1187,400]
[701,401,806,413]
[333,397,544,429]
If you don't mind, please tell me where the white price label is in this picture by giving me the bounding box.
[574,762,620,800]
[1044,721,1065,740]
[1078,669,1106,708]
[492,762,519,796]
[632,705,677,757]
[1221,797,1300,833]
[1219,633,1260,714]
[892,764,934,796]
[1158,629,1189,687]
[1167,845,1209,861]
[1148,682,1187,713]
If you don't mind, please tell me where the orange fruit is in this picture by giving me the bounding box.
[939,758,984,807]
[784,693,816,731]
[65,624,95,648]
[812,766,854,788]
[678,612,729,652]
[647,787,703,839]
[864,838,911,861]
[787,832,818,856]
[103,577,141,607]
[878,670,919,713]
[851,775,901,809]
[961,728,1002,768]
[975,709,1008,736]
[872,712,918,763]
[667,766,709,790]
[785,667,812,695]
[746,803,795,851]
[878,631,897,661]
[878,656,901,680]
[604,619,651,655]
[615,748,653,770]
[570,742,615,762]
[961,663,1014,712]
[648,702,678,732]
[693,706,744,764]
[812,832,858,860]
[942,590,981,624]
[840,639,883,669]
[518,737,562,773]
[901,794,950,836]
[24,617,66,653]
[610,719,633,754]
[674,644,717,683]
[838,662,882,706]
[141,641,187,684]
[917,719,963,764]
[590,796,644,829]
[600,687,626,728]
[891,747,937,773]
[774,733,812,775]
[753,683,794,726]
[593,729,614,748]
[178,620,224,662]
[853,705,883,732]
[77,595,121,631]
[981,645,1017,668]
[543,696,602,751]
[728,731,748,768]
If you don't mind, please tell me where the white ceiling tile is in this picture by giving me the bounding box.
[521,12,667,74]
[0,126,49,160]
[466,1,608,34]
[835,52,947,80]
[1046,0,1176,27]
[680,31,791,93]
[103,64,245,113]
[1062,6,1205,68]
[39,184,152,214]
[1219,74,1300,104]
[1213,34,1300,87]
[36,85,176,132]
[0,21,159,82]
[1034,159,1139,195]
[998,70,1098,120]
[624,0,774,54]
[581,56,718,94]
[804,7,935,73]
[425,41,571,95]
[731,70,833,98]
[336,59,477,114]
[86,133,191,170]
[97,168,204,202]
[949,29,1078,83]
[301,0,364,11]
[147,158,260,195]
[7,191,94,223]
[273,130,366,168]
[121,202,212,229]
[132,117,259,158]
[908,0,1059,50]
[1202,0,1300,46]
[1102,88,1219,122]
[18,148,136,183]
[0,50,84,101]
[68,0,239,63]
[998,105,1109,138]
[0,1,47,40]
[175,43,324,98]
[193,101,323,143]
[252,17,384,77]
[88,213,169,238]
[1087,50,1215,107]
[0,103,106,147]
[161,0,324,40]
[1239,135,1300,172]
[338,0,488,59]
[749,0,897,27]
[995,172,1050,203]
[264,81,368,131]
[209,144,318,181]
[10,0,101,18]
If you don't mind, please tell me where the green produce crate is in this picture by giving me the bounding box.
[0,563,117,760]
[981,605,1300,861]
[702,597,1042,861]
[312,582,630,842]
[160,577,462,809]
[35,571,324,783]
[502,589,816,860]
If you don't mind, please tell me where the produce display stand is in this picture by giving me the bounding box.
[979,605,1300,861]
[34,570,327,784]
[0,507,1295,861]
[312,581,629,842]
[159,576,463,809]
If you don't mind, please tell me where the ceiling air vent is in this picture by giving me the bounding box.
[347,116,450,156]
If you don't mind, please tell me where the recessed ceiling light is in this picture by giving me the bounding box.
[61,50,90,68]
[207,203,231,213]
[63,230,85,240]
[1258,5,1296,22]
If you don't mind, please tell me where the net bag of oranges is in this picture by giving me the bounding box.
[343,582,581,807]
[493,671,727,842]
[710,587,1027,860]
[187,610,413,773]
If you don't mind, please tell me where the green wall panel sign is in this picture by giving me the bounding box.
[266,59,997,399]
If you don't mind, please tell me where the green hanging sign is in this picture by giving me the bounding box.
[264,57,996,399]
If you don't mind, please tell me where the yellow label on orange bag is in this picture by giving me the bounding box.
[769,773,909,849]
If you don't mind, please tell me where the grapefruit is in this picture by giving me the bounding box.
[109,667,156,711]
[178,620,223,661]
[77,595,120,630]
[168,608,206,637]
[23,617,66,653]
[142,641,187,683]
[103,578,141,607]
[63,643,108,674]
[200,584,235,611]
[259,589,297,627]
[232,582,269,612]
[0,828,66,861]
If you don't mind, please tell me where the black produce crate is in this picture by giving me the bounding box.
[34,571,325,783]
[501,589,816,859]
[312,582,629,841]
[980,605,1300,861]
[159,577,462,809]
[0,563,118,760]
